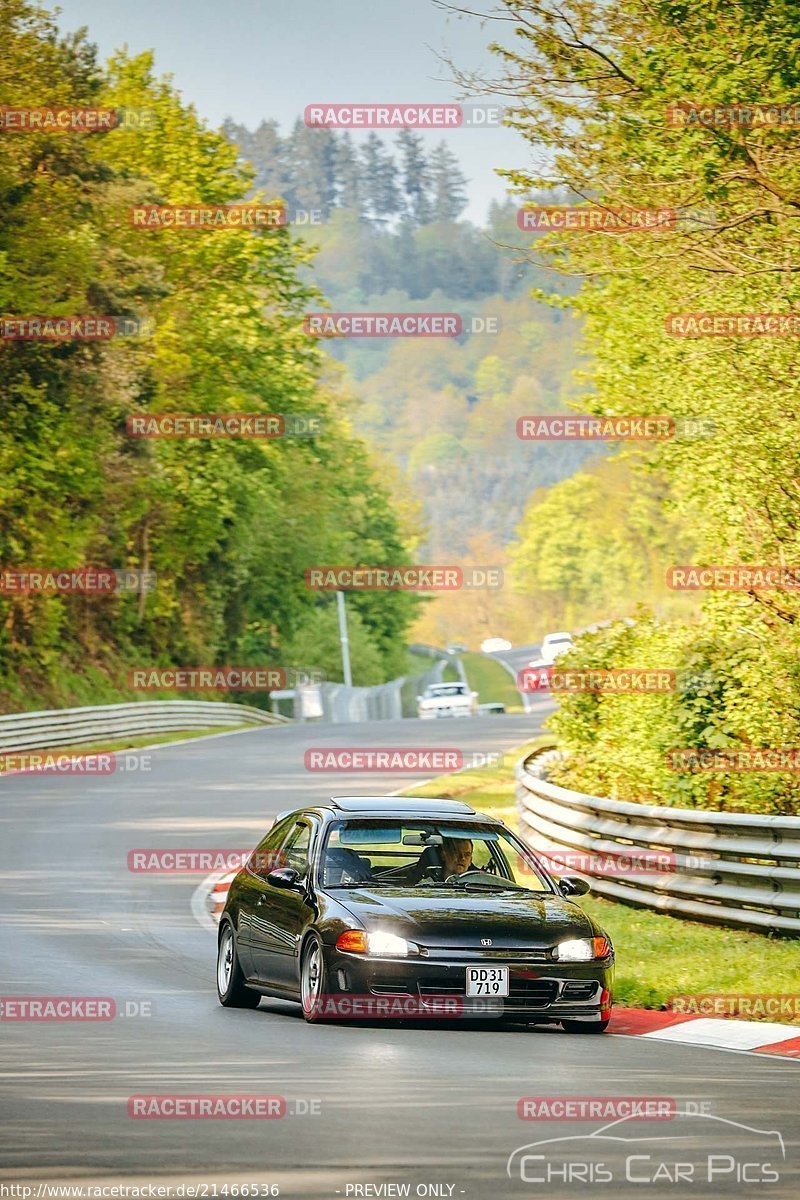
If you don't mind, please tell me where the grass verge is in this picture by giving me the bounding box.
[404,736,800,1022]
[460,651,524,712]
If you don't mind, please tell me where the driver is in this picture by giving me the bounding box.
[403,836,476,884]
[440,837,475,878]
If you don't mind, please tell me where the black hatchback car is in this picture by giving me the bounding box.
[216,797,614,1031]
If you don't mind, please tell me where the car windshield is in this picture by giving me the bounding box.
[320,820,553,893]
[428,685,466,696]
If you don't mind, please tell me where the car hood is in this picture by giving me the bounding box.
[334,887,593,948]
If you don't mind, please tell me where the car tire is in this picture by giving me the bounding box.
[561,1019,609,1034]
[300,934,329,1023]
[217,922,261,1009]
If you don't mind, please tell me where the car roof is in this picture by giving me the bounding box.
[270,797,508,826]
[273,803,505,832]
[329,796,475,814]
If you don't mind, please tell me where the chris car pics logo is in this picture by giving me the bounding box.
[507,1112,784,1186]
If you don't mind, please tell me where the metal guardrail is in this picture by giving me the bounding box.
[319,679,405,723]
[259,643,468,724]
[316,656,448,723]
[0,700,286,754]
[516,746,800,935]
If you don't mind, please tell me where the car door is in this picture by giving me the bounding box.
[235,816,294,978]
[249,817,318,990]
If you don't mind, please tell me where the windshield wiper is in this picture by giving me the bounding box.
[328,878,398,889]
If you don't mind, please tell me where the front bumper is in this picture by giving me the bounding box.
[418,707,473,719]
[327,949,613,1021]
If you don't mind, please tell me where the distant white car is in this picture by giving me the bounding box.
[417,681,478,719]
[480,637,512,654]
[541,631,574,664]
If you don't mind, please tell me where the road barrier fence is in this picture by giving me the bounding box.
[516,746,800,934]
[0,700,285,755]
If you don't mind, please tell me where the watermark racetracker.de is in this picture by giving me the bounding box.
[0,996,153,1020]
[304,102,504,128]
[0,569,155,594]
[304,566,503,590]
[303,748,506,772]
[127,667,324,691]
[0,752,151,776]
[126,414,322,438]
[518,206,676,233]
[669,994,800,1020]
[303,313,500,337]
[0,106,156,131]
[0,316,154,340]
[516,415,715,441]
[127,1095,321,1118]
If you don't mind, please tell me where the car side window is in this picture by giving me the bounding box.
[248,816,294,878]
[280,821,312,876]
[470,840,493,871]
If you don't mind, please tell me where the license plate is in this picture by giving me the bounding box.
[466,966,509,997]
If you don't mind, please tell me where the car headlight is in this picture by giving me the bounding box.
[367,931,412,957]
[335,929,416,957]
[555,936,611,961]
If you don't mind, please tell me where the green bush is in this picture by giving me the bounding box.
[550,614,800,815]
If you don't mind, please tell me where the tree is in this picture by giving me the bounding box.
[396,130,433,226]
[0,6,420,707]
[361,132,402,225]
[286,119,338,217]
[223,118,292,204]
[334,132,364,216]
[481,0,800,813]
[428,142,468,222]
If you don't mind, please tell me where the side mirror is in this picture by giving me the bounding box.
[267,866,302,890]
[559,876,590,897]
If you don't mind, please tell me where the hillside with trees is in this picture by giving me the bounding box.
[224,119,603,645]
[0,2,418,706]
[484,0,800,814]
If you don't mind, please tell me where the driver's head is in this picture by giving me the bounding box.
[441,837,473,876]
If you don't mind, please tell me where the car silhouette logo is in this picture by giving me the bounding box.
[481,938,492,946]
[506,1112,786,1181]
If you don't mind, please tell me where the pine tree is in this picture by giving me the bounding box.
[396,130,433,226]
[287,119,338,217]
[428,142,468,222]
[334,132,364,216]
[361,132,402,225]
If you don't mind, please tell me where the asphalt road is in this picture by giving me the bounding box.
[1,713,798,1199]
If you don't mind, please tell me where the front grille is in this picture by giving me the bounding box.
[422,947,552,962]
[417,978,560,1006]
